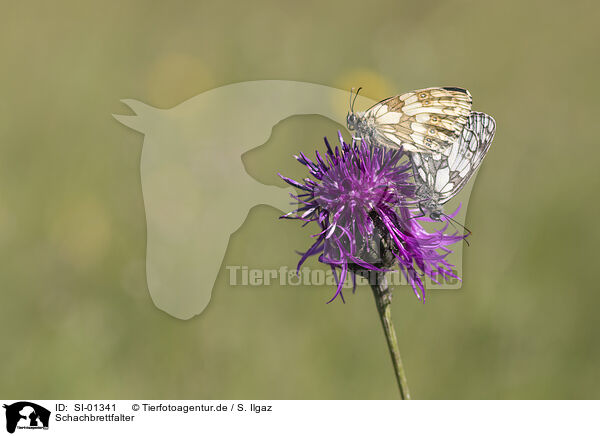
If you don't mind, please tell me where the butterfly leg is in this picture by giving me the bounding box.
[411,203,426,220]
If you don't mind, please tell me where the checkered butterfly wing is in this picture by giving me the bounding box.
[366,87,473,155]
[411,111,496,204]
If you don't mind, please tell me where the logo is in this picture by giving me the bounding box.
[3,402,50,434]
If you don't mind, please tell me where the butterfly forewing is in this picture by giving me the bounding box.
[366,87,472,155]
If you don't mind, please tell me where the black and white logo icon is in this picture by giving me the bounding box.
[3,402,50,434]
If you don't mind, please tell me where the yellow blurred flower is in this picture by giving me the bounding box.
[146,53,214,108]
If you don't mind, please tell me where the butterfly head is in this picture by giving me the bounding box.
[418,197,443,221]
[346,112,358,131]
[429,209,443,221]
[347,87,363,132]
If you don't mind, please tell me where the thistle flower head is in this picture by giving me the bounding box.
[279,132,464,303]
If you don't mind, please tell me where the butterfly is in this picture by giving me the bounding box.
[410,111,496,220]
[347,87,495,221]
[346,86,473,155]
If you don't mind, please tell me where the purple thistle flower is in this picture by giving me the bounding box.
[279,132,464,303]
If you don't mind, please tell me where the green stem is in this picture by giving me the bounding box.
[370,273,411,399]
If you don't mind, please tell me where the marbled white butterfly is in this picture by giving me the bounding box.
[346,87,472,154]
[410,111,496,220]
[347,87,495,221]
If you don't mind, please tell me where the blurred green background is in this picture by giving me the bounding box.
[1,0,599,399]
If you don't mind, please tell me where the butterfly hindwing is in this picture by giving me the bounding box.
[366,87,472,155]
[412,111,496,205]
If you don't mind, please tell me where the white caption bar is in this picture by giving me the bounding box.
[1,400,597,435]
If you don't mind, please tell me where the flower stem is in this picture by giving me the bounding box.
[370,272,411,399]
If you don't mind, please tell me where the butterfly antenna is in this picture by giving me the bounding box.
[351,87,362,113]
[441,212,472,246]
[349,87,354,111]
